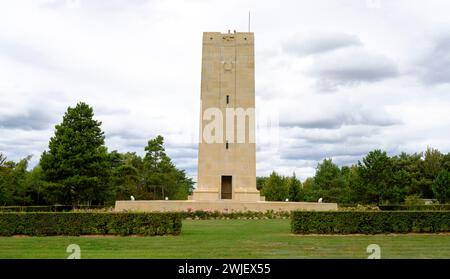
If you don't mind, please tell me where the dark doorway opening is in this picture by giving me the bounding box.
[221,176,232,199]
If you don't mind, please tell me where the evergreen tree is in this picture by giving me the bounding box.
[391,152,422,198]
[0,154,14,205]
[357,150,394,204]
[142,136,193,200]
[301,177,316,202]
[256,177,267,191]
[40,102,109,205]
[109,152,142,201]
[9,155,33,205]
[442,153,450,171]
[418,147,443,198]
[313,159,350,203]
[314,159,341,191]
[433,170,450,204]
[287,173,302,201]
[261,171,287,201]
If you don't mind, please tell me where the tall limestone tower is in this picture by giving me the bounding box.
[114,31,339,213]
[192,31,261,202]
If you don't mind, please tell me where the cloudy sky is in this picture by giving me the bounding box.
[1,0,450,181]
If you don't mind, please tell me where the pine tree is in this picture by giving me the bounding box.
[287,173,302,201]
[40,102,109,205]
[142,136,194,200]
[261,171,287,201]
[433,170,450,204]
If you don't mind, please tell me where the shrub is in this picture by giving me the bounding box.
[339,204,380,211]
[0,212,182,236]
[433,170,450,204]
[0,205,107,212]
[291,211,450,234]
[404,195,426,206]
[378,204,450,211]
[181,210,291,220]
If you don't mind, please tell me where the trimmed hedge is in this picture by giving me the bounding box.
[0,205,106,212]
[291,211,450,234]
[182,210,291,220]
[379,204,450,211]
[0,212,182,236]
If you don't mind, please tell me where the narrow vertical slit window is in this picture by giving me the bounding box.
[226,141,229,150]
[226,95,229,104]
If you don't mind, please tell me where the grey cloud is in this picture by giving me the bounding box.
[165,141,197,150]
[106,129,198,151]
[331,155,365,166]
[105,131,149,153]
[1,0,449,180]
[105,129,198,175]
[295,130,379,145]
[118,141,147,150]
[171,157,197,177]
[0,41,56,71]
[283,33,362,57]
[0,109,55,130]
[309,49,399,91]
[276,125,407,169]
[0,128,51,169]
[166,143,198,176]
[166,147,197,159]
[106,130,145,140]
[281,118,343,129]
[280,110,400,130]
[280,144,370,162]
[40,0,150,11]
[417,34,450,85]
[96,106,130,116]
[105,130,164,150]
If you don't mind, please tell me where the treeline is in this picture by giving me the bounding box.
[0,102,194,206]
[259,148,450,205]
[2,102,449,207]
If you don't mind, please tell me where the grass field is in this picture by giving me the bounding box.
[0,219,449,259]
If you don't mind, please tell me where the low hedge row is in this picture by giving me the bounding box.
[182,210,291,220]
[379,204,450,211]
[291,211,450,234]
[0,205,107,212]
[0,212,182,236]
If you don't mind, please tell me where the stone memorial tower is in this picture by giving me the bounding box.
[192,31,261,201]
[114,31,339,212]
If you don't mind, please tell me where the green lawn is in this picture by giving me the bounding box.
[0,219,449,259]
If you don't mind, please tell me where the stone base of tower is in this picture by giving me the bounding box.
[234,191,263,202]
[114,200,338,213]
[191,188,263,202]
[190,190,220,201]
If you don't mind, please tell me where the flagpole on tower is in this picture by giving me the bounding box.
[248,10,251,32]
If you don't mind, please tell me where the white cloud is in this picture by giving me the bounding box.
[308,47,399,91]
[283,32,362,57]
[415,33,450,85]
[1,0,450,181]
